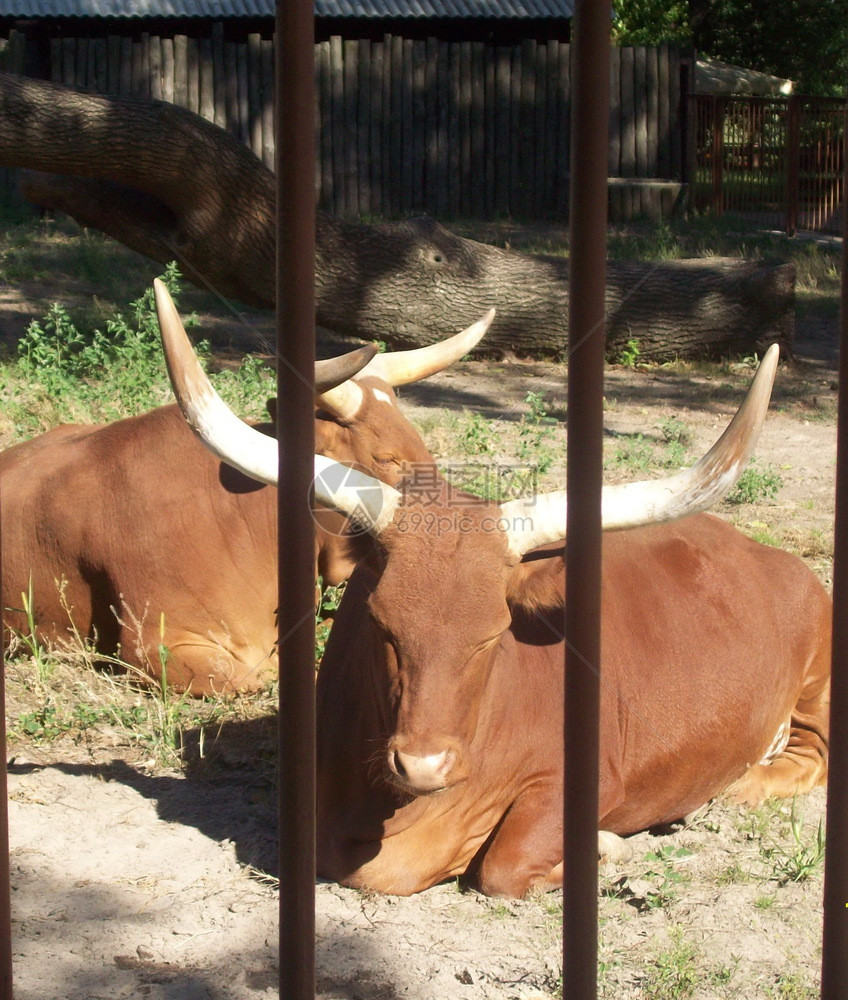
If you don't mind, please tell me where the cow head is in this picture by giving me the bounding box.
[159,283,778,796]
[153,279,494,584]
[310,315,493,490]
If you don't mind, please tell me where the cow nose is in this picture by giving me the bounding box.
[389,748,455,792]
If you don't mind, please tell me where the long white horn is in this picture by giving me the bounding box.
[154,279,399,534]
[361,308,496,386]
[314,376,365,422]
[314,309,496,420]
[500,344,780,559]
[153,278,376,396]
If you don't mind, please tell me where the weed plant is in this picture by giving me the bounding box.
[609,433,655,474]
[459,410,499,456]
[766,972,821,999]
[11,576,53,685]
[725,461,784,505]
[639,927,699,1000]
[0,261,274,439]
[760,801,825,885]
[4,579,231,766]
[615,337,642,367]
[315,580,346,664]
[515,390,557,475]
[640,843,694,910]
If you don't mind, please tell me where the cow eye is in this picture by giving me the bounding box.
[373,453,400,467]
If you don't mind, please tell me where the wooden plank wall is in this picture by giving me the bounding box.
[0,31,25,211]
[4,28,684,220]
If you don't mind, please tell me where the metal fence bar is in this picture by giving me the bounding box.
[689,93,847,235]
[820,126,848,1000]
[786,95,800,235]
[0,562,12,999]
[710,95,724,216]
[275,0,317,997]
[563,2,609,998]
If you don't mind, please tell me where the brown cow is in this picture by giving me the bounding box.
[173,342,830,897]
[1,282,493,695]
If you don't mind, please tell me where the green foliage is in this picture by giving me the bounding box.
[615,338,642,368]
[149,612,201,761]
[641,844,694,909]
[613,0,690,45]
[8,576,53,685]
[616,0,848,96]
[766,972,820,1000]
[761,802,825,885]
[10,701,148,743]
[459,410,499,456]
[1,261,274,436]
[7,262,193,423]
[14,705,65,742]
[661,439,688,469]
[515,390,558,475]
[212,353,275,421]
[315,580,346,664]
[745,521,781,548]
[640,927,699,1000]
[609,433,655,473]
[658,415,691,446]
[691,0,848,97]
[607,222,683,263]
[725,462,783,505]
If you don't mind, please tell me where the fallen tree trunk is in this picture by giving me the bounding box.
[0,73,793,360]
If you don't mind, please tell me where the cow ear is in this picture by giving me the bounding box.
[265,397,277,425]
[505,545,564,616]
[315,418,347,458]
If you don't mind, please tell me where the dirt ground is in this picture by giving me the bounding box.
[1,263,840,999]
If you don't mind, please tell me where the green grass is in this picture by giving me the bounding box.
[766,972,821,999]
[725,461,784,505]
[639,928,700,1000]
[639,844,695,910]
[0,258,274,439]
[458,409,500,456]
[760,802,826,886]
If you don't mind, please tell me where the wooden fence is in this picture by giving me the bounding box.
[0,28,686,220]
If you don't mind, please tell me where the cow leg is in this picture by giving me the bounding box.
[598,830,633,863]
[152,637,277,696]
[466,787,563,898]
[727,645,830,807]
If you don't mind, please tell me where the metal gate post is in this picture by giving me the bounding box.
[786,94,800,236]
[275,1,317,997]
[0,556,13,998]
[820,123,848,1000]
[710,95,724,216]
[563,2,610,998]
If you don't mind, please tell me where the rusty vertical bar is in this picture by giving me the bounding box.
[563,3,609,999]
[786,94,800,235]
[820,120,848,1000]
[684,92,696,214]
[710,95,723,216]
[0,551,13,999]
[275,1,316,998]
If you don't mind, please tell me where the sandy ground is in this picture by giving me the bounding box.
[1,276,840,999]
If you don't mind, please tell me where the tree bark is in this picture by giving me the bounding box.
[0,72,794,360]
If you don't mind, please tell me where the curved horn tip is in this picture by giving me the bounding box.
[153,277,171,309]
[761,342,779,373]
[314,342,382,393]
